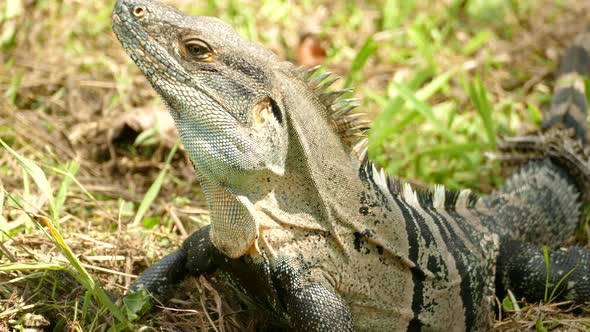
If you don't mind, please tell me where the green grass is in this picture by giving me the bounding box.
[0,138,130,330]
[1,0,589,330]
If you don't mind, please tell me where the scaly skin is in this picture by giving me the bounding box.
[112,1,590,330]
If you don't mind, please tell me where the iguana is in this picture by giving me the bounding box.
[111,0,590,330]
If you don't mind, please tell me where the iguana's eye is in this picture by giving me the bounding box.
[181,38,213,61]
[132,6,145,18]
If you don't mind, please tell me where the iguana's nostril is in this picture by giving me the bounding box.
[132,5,145,18]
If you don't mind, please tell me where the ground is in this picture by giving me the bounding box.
[1,0,590,331]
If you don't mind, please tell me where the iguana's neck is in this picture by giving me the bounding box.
[212,66,365,206]
[197,67,370,258]
[223,70,368,243]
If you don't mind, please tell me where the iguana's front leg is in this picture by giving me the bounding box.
[130,225,354,331]
[270,258,355,331]
[129,226,218,301]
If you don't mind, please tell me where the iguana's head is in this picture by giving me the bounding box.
[112,0,290,185]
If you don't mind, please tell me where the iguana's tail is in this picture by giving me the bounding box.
[542,28,590,142]
[495,28,590,204]
[488,29,590,306]
[483,28,590,244]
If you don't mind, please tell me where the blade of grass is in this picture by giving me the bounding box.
[0,138,55,214]
[381,0,415,30]
[47,163,95,201]
[52,161,79,223]
[34,213,130,327]
[543,245,550,303]
[507,289,521,312]
[467,76,497,146]
[344,35,377,88]
[527,102,542,126]
[381,0,398,30]
[5,71,23,104]
[416,142,486,157]
[548,265,577,303]
[536,319,548,332]
[0,138,131,327]
[82,290,92,327]
[132,141,180,226]
[414,68,457,101]
[461,29,493,56]
[0,189,6,241]
[369,66,436,146]
[0,262,66,271]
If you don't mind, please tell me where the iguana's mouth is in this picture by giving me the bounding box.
[112,2,179,76]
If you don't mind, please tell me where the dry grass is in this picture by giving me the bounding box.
[1,0,590,331]
[493,300,590,331]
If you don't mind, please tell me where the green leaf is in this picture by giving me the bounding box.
[368,67,436,147]
[0,139,130,327]
[501,296,514,311]
[48,163,95,201]
[0,0,22,50]
[123,289,152,321]
[548,265,577,303]
[381,0,398,30]
[142,216,161,229]
[0,189,6,240]
[0,262,66,271]
[417,142,485,157]
[52,161,79,222]
[134,126,159,147]
[118,199,135,218]
[381,0,415,30]
[527,103,542,126]
[5,71,23,104]
[584,77,590,104]
[81,290,91,327]
[543,245,550,303]
[535,319,548,332]
[507,289,521,312]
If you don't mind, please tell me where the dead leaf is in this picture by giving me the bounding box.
[296,33,327,68]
